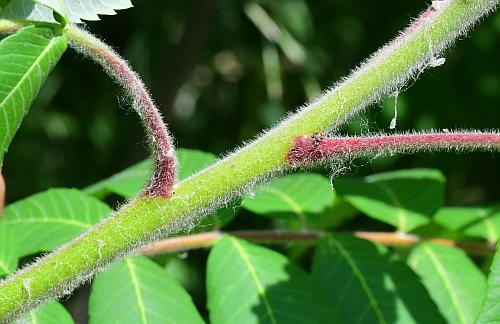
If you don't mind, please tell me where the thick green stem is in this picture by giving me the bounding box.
[0,0,498,320]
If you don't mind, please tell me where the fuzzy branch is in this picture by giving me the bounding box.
[287,131,500,165]
[0,0,498,320]
[64,25,178,198]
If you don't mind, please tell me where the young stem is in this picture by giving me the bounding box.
[287,131,500,164]
[137,230,496,256]
[0,1,498,320]
[64,25,177,198]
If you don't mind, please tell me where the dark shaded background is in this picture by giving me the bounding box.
[3,0,500,205]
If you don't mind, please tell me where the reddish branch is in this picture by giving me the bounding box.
[67,27,177,197]
[287,131,500,164]
[138,230,495,255]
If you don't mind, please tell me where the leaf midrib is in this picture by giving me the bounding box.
[422,245,468,324]
[0,31,58,109]
[329,237,388,324]
[229,237,278,324]
[262,187,306,227]
[126,258,149,324]
[0,260,10,274]
[6,218,92,229]
[373,182,406,231]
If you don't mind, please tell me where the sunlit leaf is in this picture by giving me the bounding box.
[89,255,204,323]
[85,158,152,198]
[207,236,336,323]
[335,169,445,231]
[476,242,500,324]
[242,173,333,226]
[408,243,486,324]
[0,26,67,167]
[0,0,56,23]
[434,204,500,242]
[0,0,133,23]
[312,234,444,324]
[36,0,132,23]
[2,188,111,257]
[84,148,217,199]
[0,220,18,276]
[14,302,73,323]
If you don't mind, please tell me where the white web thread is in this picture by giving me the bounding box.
[389,91,399,130]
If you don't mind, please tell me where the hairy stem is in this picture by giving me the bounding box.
[138,230,496,256]
[0,0,498,320]
[64,25,177,198]
[287,131,500,164]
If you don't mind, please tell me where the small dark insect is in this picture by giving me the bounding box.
[310,132,326,146]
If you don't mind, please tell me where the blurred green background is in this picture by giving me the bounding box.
[3,0,499,204]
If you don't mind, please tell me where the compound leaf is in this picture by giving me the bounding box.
[0,26,67,167]
[408,243,486,324]
[335,169,445,231]
[89,255,204,323]
[2,188,111,257]
[312,234,444,324]
[207,236,336,324]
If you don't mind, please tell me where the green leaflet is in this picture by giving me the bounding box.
[13,302,73,323]
[36,0,132,23]
[0,0,57,23]
[312,234,444,324]
[207,236,336,324]
[242,173,334,226]
[434,204,500,243]
[84,148,217,199]
[89,255,204,323]
[408,243,486,324]
[0,25,66,167]
[0,220,18,276]
[84,158,152,198]
[0,0,132,23]
[475,242,500,324]
[335,168,445,231]
[2,188,111,257]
